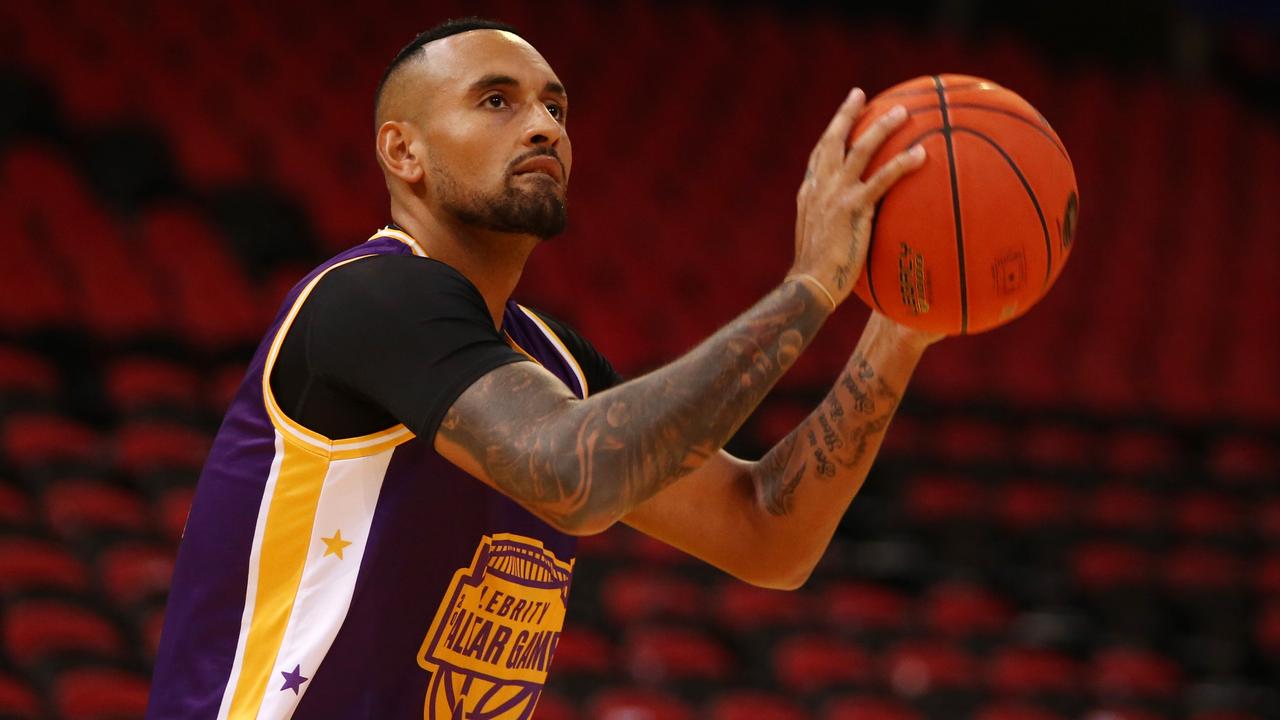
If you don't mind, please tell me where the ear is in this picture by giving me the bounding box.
[376,121,426,184]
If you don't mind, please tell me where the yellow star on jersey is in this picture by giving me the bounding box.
[321,530,353,560]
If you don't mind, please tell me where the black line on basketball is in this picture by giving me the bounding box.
[932,75,968,334]
[906,103,1067,159]
[880,81,987,98]
[952,127,1054,287]
[944,103,1067,157]
[865,207,885,313]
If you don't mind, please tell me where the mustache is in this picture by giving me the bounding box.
[508,147,566,177]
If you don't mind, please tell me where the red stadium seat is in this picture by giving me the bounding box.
[1,414,99,470]
[1090,646,1183,700]
[1081,486,1161,535]
[1256,603,1280,654]
[1102,429,1179,476]
[713,581,807,632]
[1161,546,1242,593]
[105,357,202,414]
[882,640,979,696]
[42,478,150,539]
[903,473,986,525]
[994,479,1074,531]
[601,569,703,624]
[819,581,911,634]
[623,626,732,683]
[0,345,58,403]
[707,690,807,720]
[138,206,263,348]
[588,688,695,720]
[772,634,872,694]
[986,646,1082,696]
[823,695,924,720]
[96,543,176,607]
[1170,491,1243,539]
[922,581,1013,639]
[533,690,579,720]
[1071,541,1154,590]
[1207,434,1277,481]
[155,485,195,542]
[1078,707,1167,720]
[1257,554,1280,597]
[0,481,33,529]
[931,417,1008,464]
[973,701,1067,720]
[1018,423,1094,469]
[53,667,151,720]
[0,535,89,594]
[113,421,211,475]
[550,625,613,677]
[0,672,39,720]
[2,600,124,667]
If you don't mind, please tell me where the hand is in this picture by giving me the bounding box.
[790,88,926,308]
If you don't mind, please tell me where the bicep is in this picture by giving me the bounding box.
[433,360,587,528]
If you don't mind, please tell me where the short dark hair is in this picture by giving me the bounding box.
[373,17,520,129]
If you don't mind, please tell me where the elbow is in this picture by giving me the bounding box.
[555,512,621,538]
[742,556,818,592]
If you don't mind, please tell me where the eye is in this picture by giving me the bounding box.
[484,94,507,109]
[545,103,564,120]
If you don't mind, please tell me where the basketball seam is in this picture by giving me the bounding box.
[952,127,1054,289]
[933,75,969,335]
[906,104,1067,159]
[880,81,988,98]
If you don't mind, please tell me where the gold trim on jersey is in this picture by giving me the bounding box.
[226,438,330,718]
[516,305,590,399]
[370,226,428,257]
[261,255,415,459]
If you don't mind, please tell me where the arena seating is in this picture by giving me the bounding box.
[0,0,1277,717]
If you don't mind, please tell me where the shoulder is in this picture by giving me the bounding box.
[310,254,489,316]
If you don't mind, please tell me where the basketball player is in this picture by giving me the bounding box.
[147,17,937,720]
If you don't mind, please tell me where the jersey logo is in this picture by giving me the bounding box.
[418,533,574,719]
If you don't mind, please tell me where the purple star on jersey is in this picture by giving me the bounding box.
[279,664,308,694]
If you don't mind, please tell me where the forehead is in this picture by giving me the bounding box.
[418,30,561,93]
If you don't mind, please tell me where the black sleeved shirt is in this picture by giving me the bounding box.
[269,254,621,440]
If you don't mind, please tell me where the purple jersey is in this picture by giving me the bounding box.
[148,228,589,719]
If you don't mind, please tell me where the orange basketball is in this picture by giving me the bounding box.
[851,74,1079,335]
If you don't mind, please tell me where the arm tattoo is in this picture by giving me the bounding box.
[754,350,902,516]
[438,279,830,531]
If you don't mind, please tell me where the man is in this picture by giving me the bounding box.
[147,17,936,720]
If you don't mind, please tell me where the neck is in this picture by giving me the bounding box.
[390,204,539,329]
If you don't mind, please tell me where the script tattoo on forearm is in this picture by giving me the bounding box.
[753,350,901,516]
[438,279,830,531]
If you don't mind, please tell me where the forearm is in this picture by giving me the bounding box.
[746,312,928,583]
[439,277,831,534]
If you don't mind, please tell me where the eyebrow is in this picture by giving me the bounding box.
[468,74,567,98]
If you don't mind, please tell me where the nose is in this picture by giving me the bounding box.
[522,103,562,147]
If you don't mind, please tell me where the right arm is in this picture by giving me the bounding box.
[435,276,830,535]
[435,88,925,535]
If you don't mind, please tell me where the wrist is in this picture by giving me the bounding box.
[784,272,839,312]
[869,311,942,354]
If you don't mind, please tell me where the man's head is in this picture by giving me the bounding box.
[374,18,570,240]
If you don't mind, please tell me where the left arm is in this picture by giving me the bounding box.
[622,311,937,590]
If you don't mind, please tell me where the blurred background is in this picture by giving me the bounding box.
[0,0,1278,718]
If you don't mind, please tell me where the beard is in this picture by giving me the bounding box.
[429,151,568,240]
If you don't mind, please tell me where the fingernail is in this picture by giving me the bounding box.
[911,145,926,159]
[850,87,864,102]
[889,105,907,121]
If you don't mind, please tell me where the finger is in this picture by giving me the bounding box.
[815,88,866,174]
[845,104,909,177]
[860,144,927,202]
